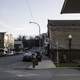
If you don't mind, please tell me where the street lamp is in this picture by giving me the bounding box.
[29,21,41,48]
[56,40,59,65]
[68,34,72,62]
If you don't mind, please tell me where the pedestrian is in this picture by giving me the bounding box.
[32,54,38,68]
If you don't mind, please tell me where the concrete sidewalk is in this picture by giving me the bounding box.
[36,60,56,69]
[29,56,56,69]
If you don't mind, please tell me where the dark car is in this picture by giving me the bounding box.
[35,51,42,61]
[22,52,33,61]
[22,51,37,62]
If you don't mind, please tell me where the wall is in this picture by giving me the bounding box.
[48,24,80,63]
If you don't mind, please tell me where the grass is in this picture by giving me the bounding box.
[56,63,79,67]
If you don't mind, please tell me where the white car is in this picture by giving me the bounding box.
[7,51,14,56]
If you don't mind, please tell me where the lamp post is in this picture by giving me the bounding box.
[29,21,41,48]
[56,40,59,65]
[68,34,72,63]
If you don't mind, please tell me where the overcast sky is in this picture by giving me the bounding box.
[0,0,80,38]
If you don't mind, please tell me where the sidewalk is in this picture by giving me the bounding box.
[29,56,56,69]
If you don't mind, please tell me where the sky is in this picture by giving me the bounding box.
[0,0,80,38]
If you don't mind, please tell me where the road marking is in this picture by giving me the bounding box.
[17,73,39,77]
[5,70,39,77]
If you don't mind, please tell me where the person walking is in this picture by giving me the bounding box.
[32,53,38,68]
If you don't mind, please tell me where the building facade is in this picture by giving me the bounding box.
[0,32,14,55]
[48,20,80,63]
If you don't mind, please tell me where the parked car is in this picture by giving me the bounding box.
[22,50,42,62]
[29,48,43,61]
[22,51,36,62]
[7,51,14,56]
[35,51,42,61]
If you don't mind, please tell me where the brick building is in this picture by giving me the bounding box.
[48,20,80,63]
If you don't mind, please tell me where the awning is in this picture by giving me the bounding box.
[61,0,80,13]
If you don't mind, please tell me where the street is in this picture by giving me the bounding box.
[0,54,80,80]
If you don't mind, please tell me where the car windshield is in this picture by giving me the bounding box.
[24,52,32,55]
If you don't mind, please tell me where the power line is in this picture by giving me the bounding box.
[26,0,33,18]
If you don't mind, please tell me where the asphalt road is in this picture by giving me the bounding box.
[0,54,80,80]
